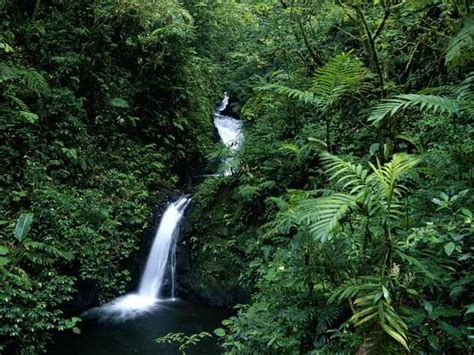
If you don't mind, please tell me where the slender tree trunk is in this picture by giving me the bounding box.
[33,0,40,19]
[325,118,332,152]
[297,19,322,67]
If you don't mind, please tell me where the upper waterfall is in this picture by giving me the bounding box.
[213,93,243,174]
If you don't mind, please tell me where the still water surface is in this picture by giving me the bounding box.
[50,300,231,355]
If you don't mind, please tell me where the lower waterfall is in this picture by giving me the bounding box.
[84,196,191,321]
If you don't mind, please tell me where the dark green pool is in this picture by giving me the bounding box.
[49,300,231,355]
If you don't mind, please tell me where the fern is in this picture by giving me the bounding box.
[315,305,342,335]
[331,278,410,351]
[454,72,474,101]
[20,69,48,93]
[310,52,371,103]
[320,152,369,194]
[296,153,419,242]
[258,53,369,108]
[368,153,420,209]
[0,64,48,93]
[297,193,357,241]
[455,72,474,116]
[368,94,459,124]
[258,84,321,105]
[19,111,39,123]
[446,16,474,67]
[7,95,31,112]
[24,241,74,261]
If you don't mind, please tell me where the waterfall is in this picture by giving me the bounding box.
[85,196,191,321]
[85,93,240,322]
[213,93,243,174]
[138,196,190,298]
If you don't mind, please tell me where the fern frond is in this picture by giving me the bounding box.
[19,111,39,123]
[454,72,474,101]
[315,305,342,335]
[297,193,357,241]
[0,64,48,93]
[279,143,300,155]
[368,153,420,209]
[368,94,459,124]
[7,95,30,112]
[23,241,73,261]
[455,72,474,116]
[258,53,369,108]
[320,152,369,194]
[311,52,370,102]
[446,16,474,67]
[258,84,322,105]
[20,69,48,93]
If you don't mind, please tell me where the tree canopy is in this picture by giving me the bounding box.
[1,0,473,353]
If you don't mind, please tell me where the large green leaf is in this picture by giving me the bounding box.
[14,213,34,242]
[0,256,10,267]
[368,94,459,124]
[297,193,358,241]
[0,245,8,256]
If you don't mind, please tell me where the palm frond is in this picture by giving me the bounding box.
[320,152,369,194]
[258,84,322,105]
[455,72,474,116]
[331,278,409,351]
[368,153,420,209]
[446,16,474,67]
[297,193,357,241]
[310,52,371,102]
[368,94,459,124]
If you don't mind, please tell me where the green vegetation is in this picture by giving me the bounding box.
[155,331,212,354]
[183,0,473,353]
[0,0,219,352]
[1,0,473,353]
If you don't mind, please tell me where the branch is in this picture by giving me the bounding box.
[373,7,390,41]
[297,19,323,67]
[351,5,386,96]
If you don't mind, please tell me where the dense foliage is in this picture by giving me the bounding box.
[1,0,473,354]
[183,0,474,354]
[0,0,221,352]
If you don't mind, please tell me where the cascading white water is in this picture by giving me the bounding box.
[138,196,190,298]
[217,91,229,112]
[85,93,240,322]
[85,196,191,321]
[213,93,243,174]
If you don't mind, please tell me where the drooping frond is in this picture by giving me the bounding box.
[446,16,474,67]
[297,193,357,241]
[310,52,371,102]
[258,53,369,108]
[0,64,48,93]
[258,84,321,105]
[368,94,459,124]
[351,296,409,351]
[320,152,369,194]
[454,72,474,101]
[330,278,410,351]
[455,72,474,116]
[2,95,39,123]
[368,153,420,208]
